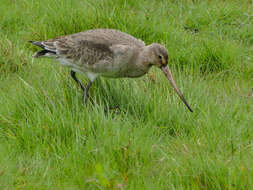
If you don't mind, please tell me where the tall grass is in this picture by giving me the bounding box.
[0,0,253,189]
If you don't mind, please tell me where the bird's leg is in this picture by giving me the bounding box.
[70,70,93,104]
[82,81,92,104]
[70,70,85,91]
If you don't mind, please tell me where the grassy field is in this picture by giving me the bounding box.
[0,0,253,189]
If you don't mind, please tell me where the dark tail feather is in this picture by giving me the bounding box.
[33,49,52,58]
[29,41,56,58]
[29,41,44,48]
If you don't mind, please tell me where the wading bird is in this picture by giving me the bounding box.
[30,29,193,112]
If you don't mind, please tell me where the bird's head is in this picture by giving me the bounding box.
[148,43,169,68]
[146,43,193,112]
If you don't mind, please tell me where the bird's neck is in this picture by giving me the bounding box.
[138,45,154,67]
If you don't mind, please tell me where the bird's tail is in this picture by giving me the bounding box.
[29,41,57,58]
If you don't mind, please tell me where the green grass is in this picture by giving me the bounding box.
[0,0,253,189]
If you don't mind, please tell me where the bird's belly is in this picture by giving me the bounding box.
[57,57,148,78]
[57,58,89,74]
[58,58,73,67]
[99,63,147,78]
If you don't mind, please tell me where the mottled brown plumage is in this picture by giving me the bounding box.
[30,28,193,112]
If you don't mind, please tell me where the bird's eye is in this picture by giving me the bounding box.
[158,55,162,60]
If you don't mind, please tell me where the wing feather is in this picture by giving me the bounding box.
[29,29,144,62]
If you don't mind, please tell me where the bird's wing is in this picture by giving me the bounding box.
[30,36,116,65]
[30,29,145,59]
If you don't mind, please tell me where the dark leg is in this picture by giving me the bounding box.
[71,70,93,104]
[70,70,85,91]
[82,81,92,104]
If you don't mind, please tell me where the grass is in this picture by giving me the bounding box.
[0,0,253,189]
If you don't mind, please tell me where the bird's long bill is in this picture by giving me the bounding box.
[161,65,193,112]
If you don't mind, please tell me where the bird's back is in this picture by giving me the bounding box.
[31,29,145,59]
[70,29,145,48]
